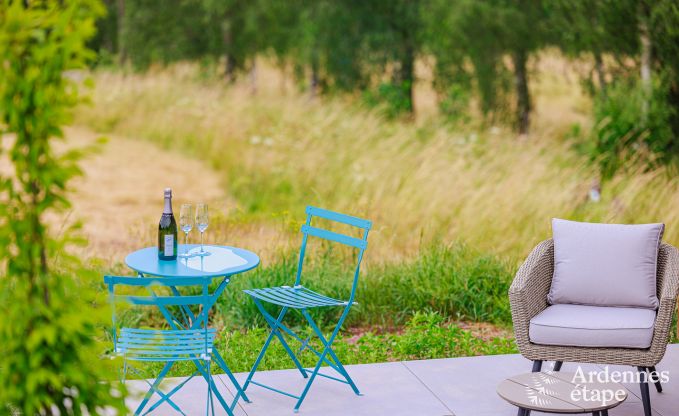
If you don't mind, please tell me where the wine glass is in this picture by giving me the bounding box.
[179,204,193,257]
[195,203,209,254]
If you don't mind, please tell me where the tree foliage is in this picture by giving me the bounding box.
[0,1,126,413]
[88,0,679,172]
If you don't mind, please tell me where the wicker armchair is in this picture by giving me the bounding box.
[510,239,679,416]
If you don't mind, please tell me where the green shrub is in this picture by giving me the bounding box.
[0,1,125,413]
[438,83,472,123]
[588,77,677,178]
[362,81,413,118]
[0,271,126,415]
[361,243,513,325]
[392,311,516,360]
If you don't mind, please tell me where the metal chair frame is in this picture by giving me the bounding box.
[241,206,371,412]
[105,275,246,416]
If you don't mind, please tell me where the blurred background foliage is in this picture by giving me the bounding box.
[91,0,679,175]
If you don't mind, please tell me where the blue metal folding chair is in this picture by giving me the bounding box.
[104,275,222,416]
[241,206,371,412]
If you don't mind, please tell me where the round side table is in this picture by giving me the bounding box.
[497,371,627,416]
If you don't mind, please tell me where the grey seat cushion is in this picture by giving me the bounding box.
[548,219,664,309]
[529,304,656,349]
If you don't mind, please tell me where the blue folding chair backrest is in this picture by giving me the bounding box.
[295,206,372,304]
[103,275,213,359]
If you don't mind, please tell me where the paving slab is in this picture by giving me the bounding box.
[234,362,453,416]
[125,374,247,416]
[403,354,607,416]
[123,346,679,416]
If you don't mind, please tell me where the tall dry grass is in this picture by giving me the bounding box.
[74,60,679,265]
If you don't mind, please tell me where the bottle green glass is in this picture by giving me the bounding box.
[158,188,178,260]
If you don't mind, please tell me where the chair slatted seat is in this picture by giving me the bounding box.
[116,328,216,361]
[243,285,349,309]
[242,206,371,412]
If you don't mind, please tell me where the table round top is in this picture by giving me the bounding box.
[497,371,627,413]
[125,244,260,278]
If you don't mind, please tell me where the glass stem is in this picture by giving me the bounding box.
[184,232,189,255]
[200,231,204,253]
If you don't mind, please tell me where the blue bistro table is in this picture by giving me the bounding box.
[125,244,260,414]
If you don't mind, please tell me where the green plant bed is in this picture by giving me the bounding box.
[133,312,517,379]
[215,242,513,329]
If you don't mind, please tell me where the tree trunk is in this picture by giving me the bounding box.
[279,60,288,95]
[513,49,531,135]
[223,23,236,83]
[594,52,606,96]
[225,55,236,83]
[639,4,652,124]
[103,0,115,53]
[116,0,126,66]
[310,47,320,99]
[249,61,257,96]
[400,41,415,115]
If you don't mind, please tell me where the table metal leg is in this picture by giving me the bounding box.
[213,349,251,405]
[191,358,233,415]
[170,286,196,327]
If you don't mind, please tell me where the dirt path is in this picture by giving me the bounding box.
[0,126,292,267]
[64,127,228,263]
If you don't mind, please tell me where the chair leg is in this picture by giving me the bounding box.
[301,309,361,396]
[251,302,308,379]
[294,307,353,412]
[532,360,543,372]
[191,358,232,413]
[242,307,296,393]
[121,360,129,383]
[212,351,251,404]
[206,360,212,416]
[638,367,652,416]
[649,366,662,393]
[134,361,174,415]
[553,361,563,372]
[139,368,199,415]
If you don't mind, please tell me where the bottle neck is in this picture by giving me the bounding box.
[163,196,173,214]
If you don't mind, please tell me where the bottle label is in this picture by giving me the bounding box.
[164,234,174,257]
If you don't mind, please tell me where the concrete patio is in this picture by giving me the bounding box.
[125,344,679,416]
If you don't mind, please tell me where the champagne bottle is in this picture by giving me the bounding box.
[158,188,178,260]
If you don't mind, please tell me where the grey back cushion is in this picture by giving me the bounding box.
[548,219,664,309]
